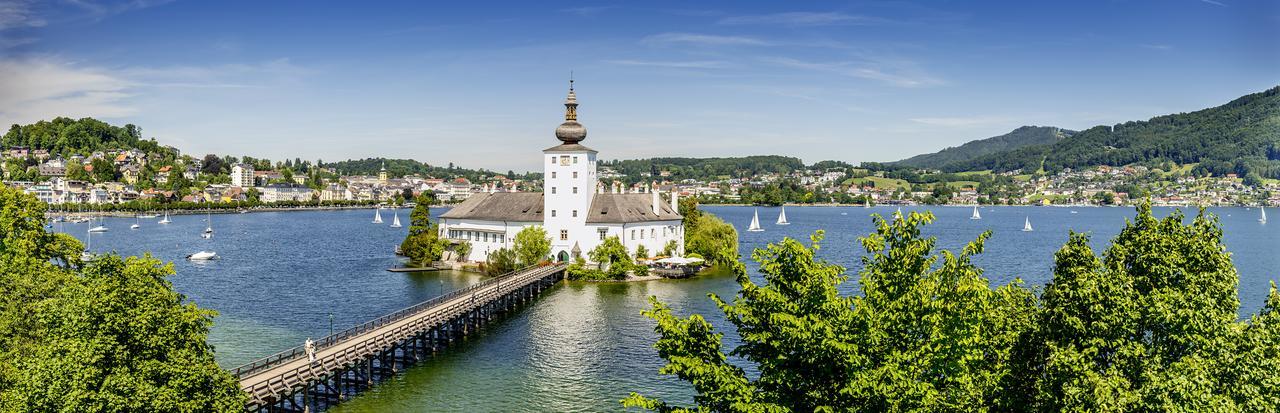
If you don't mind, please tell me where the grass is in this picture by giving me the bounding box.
[851,176,911,190]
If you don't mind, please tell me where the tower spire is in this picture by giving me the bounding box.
[554,77,586,144]
[564,77,578,121]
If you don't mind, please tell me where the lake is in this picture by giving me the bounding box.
[59,205,1279,412]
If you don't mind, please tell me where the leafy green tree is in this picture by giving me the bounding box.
[399,197,445,265]
[684,213,739,268]
[635,244,650,260]
[512,226,550,267]
[662,240,679,257]
[625,212,1038,412]
[0,187,244,411]
[584,236,635,280]
[454,241,471,262]
[90,157,117,182]
[485,247,518,276]
[66,162,90,181]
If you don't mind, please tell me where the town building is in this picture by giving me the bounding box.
[439,82,684,263]
[230,163,254,188]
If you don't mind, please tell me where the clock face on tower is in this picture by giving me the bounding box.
[560,156,571,166]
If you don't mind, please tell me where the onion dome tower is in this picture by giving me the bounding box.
[554,80,587,144]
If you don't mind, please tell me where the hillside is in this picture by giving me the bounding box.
[895,126,1073,168]
[2,117,173,156]
[601,155,806,181]
[940,86,1280,178]
[320,158,540,181]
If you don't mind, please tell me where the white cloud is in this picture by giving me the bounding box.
[1139,43,1173,50]
[764,57,943,88]
[0,0,45,30]
[0,57,135,124]
[719,12,883,26]
[908,116,1012,127]
[604,59,728,69]
[641,32,770,46]
[1200,0,1227,6]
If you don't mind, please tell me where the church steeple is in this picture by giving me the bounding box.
[554,78,587,144]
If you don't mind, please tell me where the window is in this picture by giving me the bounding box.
[630,230,635,240]
[551,171,556,178]
[572,156,579,164]
[551,210,557,217]
[551,187,556,194]
[560,230,568,241]
[598,228,607,240]
[572,210,578,217]
[572,187,578,194]
[550,157,555,164]
[651,229,656,238]
[484,233,490,242]
[663,228,667,236]
[572,171,578,178]
[640,230,645,239]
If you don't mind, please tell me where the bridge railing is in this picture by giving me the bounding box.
[230,263,562,380]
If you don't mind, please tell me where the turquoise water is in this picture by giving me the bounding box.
[61,205,1280,411]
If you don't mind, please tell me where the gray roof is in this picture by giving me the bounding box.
[586,193,681,223]
[439,192,682,224]
[440,193,544,221]
[543,143,597,153]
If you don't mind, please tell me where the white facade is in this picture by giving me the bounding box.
[230,164,254,188]
[437,83,684,264]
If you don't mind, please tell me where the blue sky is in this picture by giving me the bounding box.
[0,0,1276,172]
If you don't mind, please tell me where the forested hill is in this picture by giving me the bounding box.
[3,117,172,156]
[600,155,807,181]
[939,86,1280,179]
[895,126,1073,168]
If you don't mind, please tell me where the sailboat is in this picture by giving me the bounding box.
[202,210,213,239]
[87,214,108,232]
[1260,206,1268,224]
[776,206,789,225]
[158,211,171,224]
[130,216,140,230]
[81,229,96,261]
[747,209,764,232]
[187,251,217,260]
[1022,217,1034,232]
[372,208,384,224]
[390,211,402,228]
[970,205,981,220]
[863,198,871,208]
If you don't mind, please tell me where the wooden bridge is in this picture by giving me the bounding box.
[231,263,567,412]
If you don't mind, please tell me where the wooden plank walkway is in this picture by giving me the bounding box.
[232,263,566,410]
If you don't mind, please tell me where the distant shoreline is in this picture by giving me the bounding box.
[44,204,413,218]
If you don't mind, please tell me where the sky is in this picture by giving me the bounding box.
[0,0,1276,172]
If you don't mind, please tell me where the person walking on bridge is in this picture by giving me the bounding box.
[305,338,316,363]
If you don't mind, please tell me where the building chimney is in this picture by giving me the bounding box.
[671,190,679,212]
[651,189,660,215]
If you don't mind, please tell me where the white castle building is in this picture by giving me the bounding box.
[439,82,684,263]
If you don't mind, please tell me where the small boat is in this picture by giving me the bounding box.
[130,216,140,230]
[88,225,109,232]
[137,213,158,219]
[1070,210,1078,214]
[970,205,981,220]
[1260,206,1267,224]
[863,198,871,208]
[187,251,217,260]
[747,209,764,232]
[776,206,789,225]
[390,211,402,228]
[202,210,214,239]
[373,208,384,224]
[158,211,171,224]
[1022,217,1034,232]
[394,245,403,255]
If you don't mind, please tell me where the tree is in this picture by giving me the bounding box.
[399,196,445,265]
[90,157,117,182]
[512,226,550,267]
[0,187,244,411]
[684,213,739,268]
[626,213,1036,411]
[662,240,679,257]
[201,154,225,175]
[635,245,650,260]
[585,236,635,279]
[485,247,518,276]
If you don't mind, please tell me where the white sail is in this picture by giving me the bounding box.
[864,198,870,208]
[159,211,171,224]
[1261,206,1268,224]
[390,212,402,228]
[971,205,981,220]
[373,208,383,224]
[776,206,789,225]
[748,209,764,232]
[1023,217,1033,232]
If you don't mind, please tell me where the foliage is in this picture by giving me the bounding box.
[580,236,635,280]
[662,240,679,257]
[454,241,472,263]
[627,204,1280,411]
[321,157,540,182]
[0,187,243,411]
[512,226,551,267]
[484,247,518,276]
[941,87,1280,178]
[2,117,169,156]
[684,212,739,269]
[399,197,445,265]
[895,126,1072,168]
[601,155,805,183]
[635,244,650,260]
